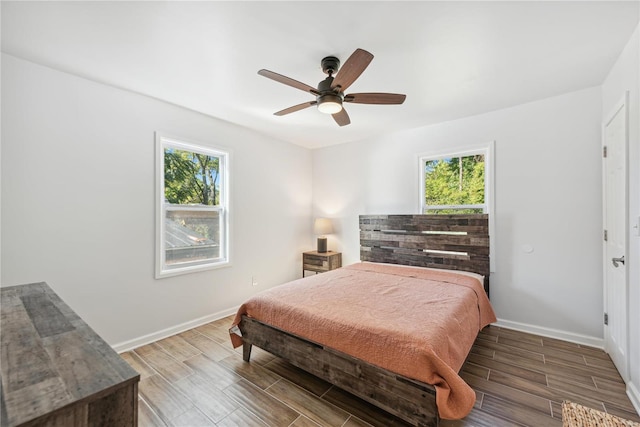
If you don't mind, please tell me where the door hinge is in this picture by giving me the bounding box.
[603,146,608,158]
[604,230,608,241]
[604,313,609,325]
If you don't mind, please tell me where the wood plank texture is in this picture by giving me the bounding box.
[0,282,139,427]
[239,316,439,427]
[359,214,490,293]
[124,316,640,427]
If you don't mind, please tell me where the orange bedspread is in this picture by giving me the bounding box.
[230,262,497,419]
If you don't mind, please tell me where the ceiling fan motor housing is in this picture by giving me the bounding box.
[317,92,343,106]
[321,56,340,75]
[316,75,344,107]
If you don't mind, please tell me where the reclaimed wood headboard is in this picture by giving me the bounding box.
[359,214,490,295]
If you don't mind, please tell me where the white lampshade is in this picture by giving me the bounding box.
[313,218,334,235]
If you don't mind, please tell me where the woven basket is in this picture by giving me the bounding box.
[562,401,640,427]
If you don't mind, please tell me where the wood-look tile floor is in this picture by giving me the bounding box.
[122,316,640,427]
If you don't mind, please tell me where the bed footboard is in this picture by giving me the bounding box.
[238,315,439,427]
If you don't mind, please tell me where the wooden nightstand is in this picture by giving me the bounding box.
[302,250,342,277]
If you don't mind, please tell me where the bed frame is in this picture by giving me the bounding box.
[238,214,490,427]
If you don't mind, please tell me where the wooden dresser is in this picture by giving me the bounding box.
[0,282,139,427]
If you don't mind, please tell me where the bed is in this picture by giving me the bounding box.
[229,214,495,427]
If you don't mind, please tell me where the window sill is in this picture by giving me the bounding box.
[155,260,231,279]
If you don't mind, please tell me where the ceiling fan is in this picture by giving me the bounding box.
[258,48,406,127]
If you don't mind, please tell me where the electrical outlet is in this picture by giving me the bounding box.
[252,276,258,287]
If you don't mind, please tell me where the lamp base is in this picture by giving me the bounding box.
[317,237,328,253]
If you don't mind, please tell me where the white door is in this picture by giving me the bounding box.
[603,93,629,381]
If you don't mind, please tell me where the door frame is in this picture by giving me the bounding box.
[602,91,630,381]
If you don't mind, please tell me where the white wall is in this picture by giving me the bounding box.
[313,86,604,343]
[602,24,640,412]
[1,54,313,347]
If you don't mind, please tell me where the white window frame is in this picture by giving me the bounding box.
[418,141,495,272]
[155,133,230,278]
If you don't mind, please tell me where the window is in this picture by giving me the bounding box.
[419,141,495,270]
[156,133,229,278]
[421,153,486,214]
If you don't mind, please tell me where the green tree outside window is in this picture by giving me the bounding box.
[424,155,485,214]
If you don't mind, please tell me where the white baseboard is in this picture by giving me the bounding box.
[112,306,239,353]
[628,381,640,416]
[494,318,604,349]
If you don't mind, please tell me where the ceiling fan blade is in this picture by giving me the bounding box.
[331,49,374,92]
[274,101,317,116]
[258,69,320,95]
[332,108,351,127]
[344,93,406,105]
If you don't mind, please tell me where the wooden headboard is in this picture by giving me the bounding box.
[359,214,490,294]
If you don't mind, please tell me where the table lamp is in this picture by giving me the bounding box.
[313,218,333,253]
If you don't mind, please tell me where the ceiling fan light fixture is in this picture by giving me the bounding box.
[317,94,343,114]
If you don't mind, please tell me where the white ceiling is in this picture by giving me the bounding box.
[2,1,638,149]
